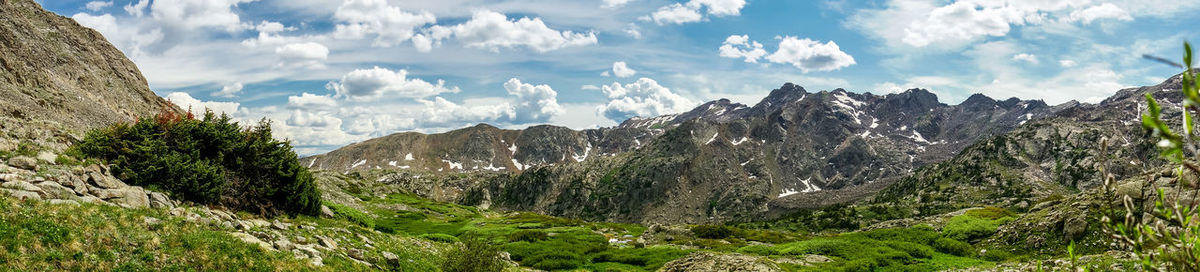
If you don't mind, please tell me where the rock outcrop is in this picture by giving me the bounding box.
[0,0,178,133]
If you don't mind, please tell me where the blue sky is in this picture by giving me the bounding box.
[38,0,1200,154]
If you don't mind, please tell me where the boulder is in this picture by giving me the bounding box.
[78,195,103,204]
[35,151,57,164]
[381,251,401,266]
[148,191,173,209]
[2,180,42,192]
[48,199,80,206]
[8,156,37,170]
[230,232,274,251]
[273,239,295,251]
[348,248,365,260]
[95,187,150,208]
[35,181,77,200]
[0,173,22,183]
[2,188,41,201]
[316,235,338,249]
[321,205,335,218]
[658,252,781,272]
[87,171,127,189]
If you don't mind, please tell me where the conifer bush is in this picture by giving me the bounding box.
[70,110,321,217]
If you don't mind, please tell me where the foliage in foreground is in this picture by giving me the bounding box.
[70,110,321,216]
[1114,41,1200,271]
[0,195,307,270]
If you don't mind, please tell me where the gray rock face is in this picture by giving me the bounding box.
[35,181,76,200]
[0,0,180,132]
[86,165,127,189]
[95,187,150,208]
[148,191,174,209]
[8,156,37,170]
[1,188,40,200]
[2,180,42,192]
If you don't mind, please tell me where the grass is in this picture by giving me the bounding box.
[0,195,306,270]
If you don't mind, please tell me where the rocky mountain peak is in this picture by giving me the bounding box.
[0,0,178,134]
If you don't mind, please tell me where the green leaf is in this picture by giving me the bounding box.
[1187,109,1195,137]
[1186,41,1193,71]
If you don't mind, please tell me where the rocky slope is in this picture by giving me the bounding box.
[312,80,1059,223]
[0,0,177,134]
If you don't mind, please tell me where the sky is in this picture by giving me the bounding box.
[37,0,1200,155]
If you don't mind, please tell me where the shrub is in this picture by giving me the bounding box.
[691,225,736,239]
[963,207,1015,220]
[525,251,585,270]
[70,110,321,216]
[323,202,373,228]
[508,230,548,242]
[441,236,508,272]
[419,233,460,243]
[932,237,972,256]
[942,215,1001,242]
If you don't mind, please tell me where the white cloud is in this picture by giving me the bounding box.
[124,0,149,17]
[648,0,746,25]
[166,92,239,115]
[847,0,1147,49]
[332,0,437,48]
[612,61,637,78]
[623,23,642,38]
[900,1,1026,48]
[85,1,113,11]
[211,82,244,98]
[1012,53,1038,64]
[720,35,855,72]
[275,42,330,68]
[287,93,338,110]
[719,34,767,63]
[1067,3,1133,24]
[602,0,634,8]
[581,85,601,90]
[149,0,256,33]
[649,3,703,24]
[690,0,746,16]
[326,67,460,100]
[599,78,696,121]
[1059,59,1077,67]
[765,37,856,73]
[428,10,598,53]
[504,78,564,123]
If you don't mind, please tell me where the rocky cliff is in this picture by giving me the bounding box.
[0,0,176,135]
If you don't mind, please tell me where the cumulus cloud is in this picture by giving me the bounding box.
[326,67,460,101]
[275,42,330,68]
[85,1,113,11]
[287,93,338,110]
[611,62,637,78]
[1059,59,1077,67]
[427,11,597,53]
[849,0,1140,49]
[602,0,634,8]
[504,78,564,123]
[210,82,244,98]
[332,0,437,48]
[1068,3,1133,24]
[719,35,767,63]
[648,0,747,25]
[1011,53,1038,64]
[598,78,696,122]
[722,35,855,72]
[166,92,239,114]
